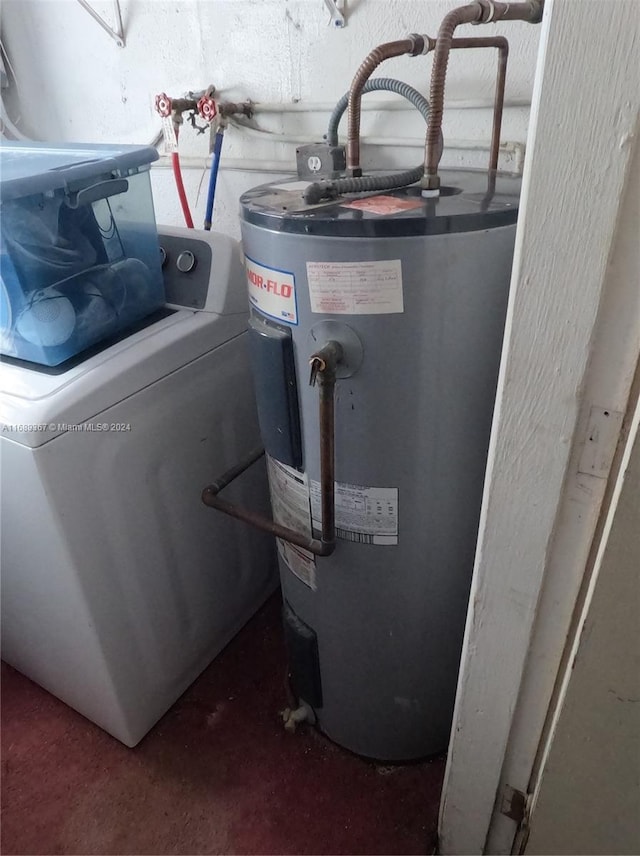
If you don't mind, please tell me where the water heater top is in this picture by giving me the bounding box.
[240,170,520,238]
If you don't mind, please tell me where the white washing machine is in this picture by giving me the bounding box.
[0,226,277,746]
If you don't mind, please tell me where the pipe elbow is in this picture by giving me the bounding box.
[201,486,217,505]
[527,0,544,23]
[472,0,544,24]
[445,2,484,29]
[317,540,337,557]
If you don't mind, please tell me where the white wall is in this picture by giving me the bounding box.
[1,0,540,237]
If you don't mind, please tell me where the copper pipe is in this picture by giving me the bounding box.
[167,96,200,115]
[313,343,340,546]
[422,3,482,191]
[474,0,544,23]
[346,35,431,174]
[218,100,253,119]
[450,36,509,174]
[205,446,266,494]
[202,342,342,558]
[423,0,543,192]
[202,448,334,554]
[343,32,507,182]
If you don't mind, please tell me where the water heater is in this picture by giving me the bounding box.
[214,170,518,761]
[201,0,545,759]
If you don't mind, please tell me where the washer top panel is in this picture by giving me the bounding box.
[0,309,247,448]
[240,170,521,238]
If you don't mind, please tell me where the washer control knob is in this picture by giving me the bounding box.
[176,250,197,273]
[159,246,168,268]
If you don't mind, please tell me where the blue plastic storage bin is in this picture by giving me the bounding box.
[0,142,165,366]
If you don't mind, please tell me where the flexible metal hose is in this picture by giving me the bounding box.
[327,78,431,147]
[303,165,424,205]
[423,4,482,190]
[346,37,427,173]
[423,0,544,190]
[309,77,436,205]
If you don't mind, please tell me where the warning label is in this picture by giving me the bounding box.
[245,256,298,325]
[306,260,403,315]
[342,195,423,216]
[266,456,316,589]
[310,480,398,545]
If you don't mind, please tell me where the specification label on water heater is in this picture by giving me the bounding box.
[310,480,399,546]
[267,456,317,590]
[306,260,404,315]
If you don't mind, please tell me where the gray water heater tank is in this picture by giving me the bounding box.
[240,170,520,761]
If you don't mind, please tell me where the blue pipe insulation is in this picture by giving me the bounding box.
[204,130,224,231]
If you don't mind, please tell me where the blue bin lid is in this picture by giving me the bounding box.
[0,141,159,202]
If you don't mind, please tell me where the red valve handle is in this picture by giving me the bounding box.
[197,94,217,122]
[154,92,172,118]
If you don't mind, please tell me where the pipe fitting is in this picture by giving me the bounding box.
[410,33,437,55]
[407,33,424,55]
[472,0,497,22]
[309,340,343,387]
[527,1,545,23]
[345,143,363,177]
[281,705,311,732]
[472,0,544,23]
[420,173,441,191]
[309,341,343,378]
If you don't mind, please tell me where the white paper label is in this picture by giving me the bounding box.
[310,480,398,545]
[245,256,298,325]
[306,260,403,315]
[161,116,178,153]
[267,457,316,589]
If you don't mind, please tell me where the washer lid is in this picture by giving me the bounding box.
[0,308,247,448]
[240,169,520,238]
[0,141,158,202]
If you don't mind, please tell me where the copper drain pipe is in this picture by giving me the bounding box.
[202,341,342,558]
[423,0,544,192]
[346,34,432,175]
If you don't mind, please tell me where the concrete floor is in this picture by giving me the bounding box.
[1,594,445,855]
